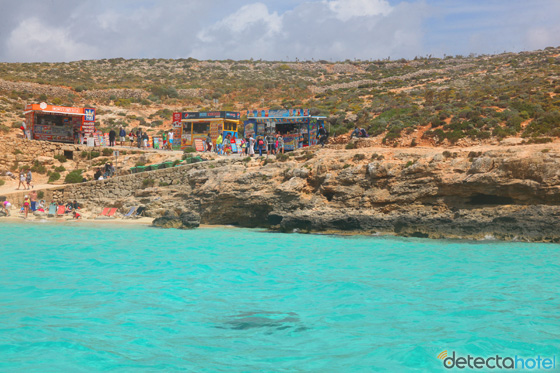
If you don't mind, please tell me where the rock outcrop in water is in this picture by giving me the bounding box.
[152,210,200,229]
[61,144,560,242]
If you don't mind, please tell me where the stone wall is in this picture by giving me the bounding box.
[0,137,93,173]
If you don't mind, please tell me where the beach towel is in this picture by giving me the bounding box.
[107,208,118,217]
[99,207,110,216]
[56,205,65,216]
[48,203,57,217]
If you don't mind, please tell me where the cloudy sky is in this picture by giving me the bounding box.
[0,0,559,63]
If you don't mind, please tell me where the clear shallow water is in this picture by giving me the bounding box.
[0,222,559,372]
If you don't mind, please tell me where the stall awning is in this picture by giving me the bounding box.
[182,118,240,123]
[24,110,86,116]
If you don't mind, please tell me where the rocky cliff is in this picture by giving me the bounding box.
[58,143,560,242]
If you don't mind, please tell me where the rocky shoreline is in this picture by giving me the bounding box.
[53,143,557,243]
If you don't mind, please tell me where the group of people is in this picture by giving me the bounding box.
[209,132,286,157]
[1,195,82,219]
[94,162,115,180]
[351,127,369,138]
[104,127,175,150]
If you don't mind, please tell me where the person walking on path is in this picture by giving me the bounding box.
[119,127,126,146]
[17,171,25,190]
[26,169,33,190]
[29,190,37,212]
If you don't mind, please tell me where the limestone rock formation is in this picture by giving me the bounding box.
[60,145,560,242]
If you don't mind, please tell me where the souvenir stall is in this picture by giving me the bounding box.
[244,109,326,151]
[24,103,96,144]
[172,111,241,150]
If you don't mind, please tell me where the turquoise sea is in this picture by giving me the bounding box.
[0,221,558,372]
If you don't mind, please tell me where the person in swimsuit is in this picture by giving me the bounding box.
[23,195,30,219]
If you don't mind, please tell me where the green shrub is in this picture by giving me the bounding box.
[345,142,357,150]
[135,161,146,167]
[183,147,196,153]
[102,148,113,156]
[13,149,23,155]
[37,191,44,199]
[64,170,84,184]
[0,180,5,186]
[158,181,170,187]
[54,154,67,163]
[54,166,66,172]
[276,153,289,162]
[48,172,61,183]
[31,161,47,174]
[353,153,365,161]
[142,178,155,188]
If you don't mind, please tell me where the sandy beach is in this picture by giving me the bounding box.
[0,215,154,226]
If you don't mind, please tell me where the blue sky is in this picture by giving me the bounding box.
[0,0,558,62]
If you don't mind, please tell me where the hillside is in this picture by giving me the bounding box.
[0,47,559,145]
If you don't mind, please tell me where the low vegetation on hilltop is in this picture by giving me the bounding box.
[0,47,559,145]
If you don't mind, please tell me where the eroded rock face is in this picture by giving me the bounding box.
[62,146,560,242]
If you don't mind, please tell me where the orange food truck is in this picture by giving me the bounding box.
[172,111,241,150]
[24,102,96,144]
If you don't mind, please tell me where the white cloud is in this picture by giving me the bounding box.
[191,0,427,61]
[197,3,282,43]
[325,0,392,21]
[5,17,98,62]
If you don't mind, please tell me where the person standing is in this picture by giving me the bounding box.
[248,135,255,157]
[109,129,116,147]
[266,134,275,155]
[23,195,30,219]
[136,129,142,148]
[257,136,265,156]
[168,130,174,150]
[317,126,328,147]
[142,132,149,148]
[277,132,284,154]
[29,190,37,212]
[216,134,223,155]
[26,169,33,190]
[206,133,212,152]
[119,127,126,146]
